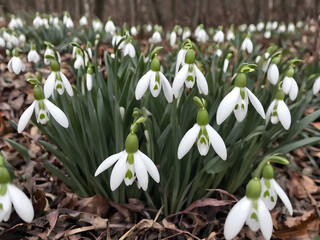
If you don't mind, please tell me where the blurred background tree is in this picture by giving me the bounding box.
[0,0,319,28]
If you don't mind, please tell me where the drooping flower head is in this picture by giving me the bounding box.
[135,53,173,102]
[266,90,291,130]
[213,26,224,43]
[224,178,273,240]
[27,43,40,64]
[8,48,25,75]
[260,163,293,215]
[267,53,281,85]
[95,115,160,191]
[241,33,253,54]
[216,66,266,125]
[282,67,298,101]
[313,76,320,95]
[0,153,34,223]
[173,40,208,98]
[18,85,69,133]
[178,97,227,160]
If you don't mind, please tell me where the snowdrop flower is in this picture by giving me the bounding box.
[175,48,187,75]
[272,21,278,30]
[296,21,303,28]
[79,16,88,26]
[33,13,42,28]
[215,47,222,57]
[0,161,34,223]
[267,55,281,85]
[44,60,73,98]
[278,24,286,33]
[194,24,203,37]
[170,31,177,47]
[226,29,235,41]
[196,29,208,43]
[262,52,271,73]
[95,131,160,191]
[146,24,152,32]
[266,90,291,130]
[8,49,25,75]
[241,36,253,54]
[172,49,208,97]
[239,24,247,32]
[86,66,93,91]
[213,29,224,43]
[74,54,85,69]
[216,73,265,124]
[19,34,26,46]
[92,19,103,32]
[18,85,69,133]
[135,55,172,102]
[260,163,293,215]
[282,68,298,101]
[150,31,162,44]
[44,46,61,65]
[224,178,273,240]
[130,26,138,36]
[27,44,40,64]
[8,17,23,30]
[257,22,265,31]
[264,30,271,39]
[105,19,116,35]
[223,53,232,73]
[0,36,4,47]
[178,101,227,160]
[287,23,295,33]
[248,24,256,32]
[123,42,136,58]
[313,76,320,95]
[182,28,191,41]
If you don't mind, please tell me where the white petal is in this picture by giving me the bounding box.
[7,184,34,223]
[149,71,161,97]
[8,59,13,72]
[44,72,56,98]
[135,71,152,100]
[18,101,36,133]
[194,65,208,95]
[260,178,277,210]
[159,72,173,103]
[246,207,260,231]
[0,193,12,221]
[43,99,69,128]
[110,153,127,191]
[86,73,92,91]
[257,198,273,240]
[95,151,124,176]
[282,76,292,94]
[12,57,23,75]
[266,100,276,124]
[313,77,320,95]
[246,39,253,54]
[177,124,201,159]
[289,79,298,101]
[60,72,74,96]
[272,179,293,215]
[138,150,160,183]
[246,88,266,119]
[234,95,248,122]
[267,64,279,85]
[224,197,252,240]
[175,49,186,75]
[277,100,291,130]
[134,153,149,191]
[216,87,240,125]
[173,64,189,97]
[197,133,210,156]
[206,125,227,160]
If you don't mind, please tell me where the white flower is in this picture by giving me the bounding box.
[64,17,74,28]
[44,64,73,98]
[196,29,208,43]
[287,23,295,33]
[8,56,25,75]
[313,76,320,95]
[135,58,173,102]
[105,20,116,34]
[296,21,303,28]
[86,73,93,91]
[92,19,103,32]
[182,30,191,41]
[226,30,235,41]
[33,15,42,28]
[19,34,26,46]
[150,31,162,44]
[216,49,222,57]
[282,76,298,101]
[213,30,224,43]
[172,50,208,97]
[27,49,40,63]
[95,149,160,191]
[267,63,279,85]
[241,37,253,54]
[170,31,177,47]
[216,82,265,124]
[0,37,5,47]
[44,47,61,65]
[249,24,256,32]
[123,43,136,58]
[79,16,88,26]
[177,122,227,160]
[18,98,69,133]
[223,59,229,73]
[146,24,152,32]
[131,26,138,36]
[260,178,293,215]
[266,98,291,130]
[257,22,265,31]
[175,48,187,75]
[272,21,278,30]
[224,196,273,240]
[0,183,34,223]
[239,24,247,32]
[264,30,271,39]
[278,24,286,33]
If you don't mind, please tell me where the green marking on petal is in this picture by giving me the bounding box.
[271,196,275,202]
[252,200,258,210]
[127,154,134,165]
[56,84,63,89]
[241,103,245,109]
[125,169,133,179]
[155,72,160,83]
[154,84,159,90]
[188,65,193,73]
[251,212,259,222]
[0,184,7,196]
[272,112,278,116]
[263,190,270,197]
[200,136,207,144]
[40,113,45,119]
[0,203,3,209]
[265,179,271,188]
[240,88,245,99]
[187,75,194,82]
[235,104,239,110]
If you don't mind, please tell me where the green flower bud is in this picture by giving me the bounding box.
[246,178,262,200]
[125,133,139,154]
[262,163,274,179]
[87,67,93,74]
[271,56,281,65]
[150,56,160,72]
[0,167,10,184]
[286,67,294,78]
[33,85,45,101]
[51,60,60,72]
[185,49,195,64]
[12,48,19,57]
[275,90,285,100]
[234,73,247,88]
[196,108,209,126]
